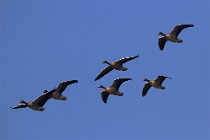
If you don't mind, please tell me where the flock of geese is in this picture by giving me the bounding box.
[11,24,194,111]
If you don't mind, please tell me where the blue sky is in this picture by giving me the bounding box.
[1,0,209,140]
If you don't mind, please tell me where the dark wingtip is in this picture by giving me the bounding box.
[69,80,78,84]
[73,80,78,83]
[142,92,147,97]
[188,24,194,27]
[132,55,139,59]
[159,46,164,51]
[95,77,99,81]
[10,106,16,109]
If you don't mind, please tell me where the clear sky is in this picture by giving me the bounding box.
[1,0,209,140]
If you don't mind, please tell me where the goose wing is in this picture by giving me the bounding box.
[116,55,139,65]
[33,90,55,107]
[101,91,109,104]
[95,66,113,81]
[142,83,151,97]
[158,37,167,51]
[155,76,171,85]
[170,24,194,37]
[56,80,78,94]
[11,104,27,109]
[111,78,132,90]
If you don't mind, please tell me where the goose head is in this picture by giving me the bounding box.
[102,60,111,65]
[143,78,150,82]
[19,100,27,105]
[157,32,165,37]
[98,85,106,89]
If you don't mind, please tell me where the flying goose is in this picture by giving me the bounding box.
[11,90,54,111]
[98,78,132,103]
[95,55,139,81]
[43,80,78,100]
[157,24,194,50]
[142,76,171,97]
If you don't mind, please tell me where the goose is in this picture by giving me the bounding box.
[98,78,132,103]
[95,55,139,81]
[43,80,78,100]
[11,90,54,111]
[142,76,171,97]
[157,24,194,50]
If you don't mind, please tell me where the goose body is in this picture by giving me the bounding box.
[26,102,45,111]
[98,78,132,103]
[11,90,54,111]
[164,34,183,43]
[158,24,194,50]
[95,55,139,81]
[43,80,78,100]
[109,62,128,71]
[142,76,171,97]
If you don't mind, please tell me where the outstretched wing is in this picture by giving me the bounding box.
[142,83,151,97]
[111,78,132,90]
[11,104,27,109]
[56,80,78,94]
[158,37,167,51]
[101,91,109,104]
[116,55,139,65]
[170,24,194,37]
[33,90,55,107]
[155,76,171,85]
[95,66,113,81]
